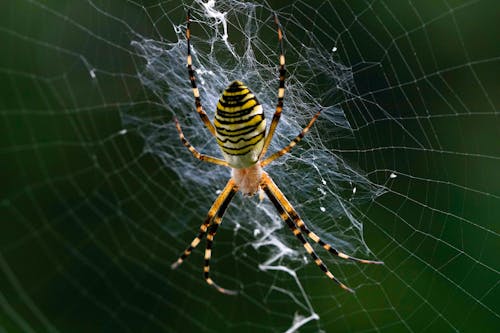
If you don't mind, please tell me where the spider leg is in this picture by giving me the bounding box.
[203,183,239,295]
[174,117,229,167]
[261,110,322,167]
[260,172,354,292]
[262,174,383,265]
[259,14,285,159]
[171,179,236,269]
[186,11,217,136]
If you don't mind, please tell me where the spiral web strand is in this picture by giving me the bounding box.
[1,0,498,332]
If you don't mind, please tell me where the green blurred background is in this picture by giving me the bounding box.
[1,1,498,332]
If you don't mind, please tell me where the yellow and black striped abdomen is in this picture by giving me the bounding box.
[214,81,266,169]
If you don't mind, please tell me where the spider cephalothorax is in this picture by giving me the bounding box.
[171,12,382,295]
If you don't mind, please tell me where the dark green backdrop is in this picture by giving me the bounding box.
[1,1,498,332]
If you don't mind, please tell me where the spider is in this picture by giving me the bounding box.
[171,12,383,295]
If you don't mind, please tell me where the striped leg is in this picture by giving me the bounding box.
[259,14,286,159]
[186,11,217,136]
[203,183,239,295]
[260,172,354,292]
[171,179,237,269]
[174,117,229,167]
[262,173,383,266]
[261,110,322,167]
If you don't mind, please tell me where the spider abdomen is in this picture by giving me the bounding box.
[214,81,266,168]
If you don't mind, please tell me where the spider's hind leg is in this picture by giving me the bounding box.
[277,195,384,265]
[260,173,354,292]
[202,183,239,295]
[260,172,383,292]
[297,222,384,265]
[171,179,236,269]
[204,218,238,295]
[260,174,383,265]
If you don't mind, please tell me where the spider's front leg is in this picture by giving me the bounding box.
[186,11,217,136]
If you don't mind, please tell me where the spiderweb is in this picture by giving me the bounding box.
[1,0,498,332]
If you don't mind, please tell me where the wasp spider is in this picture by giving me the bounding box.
[171,12,383,295]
